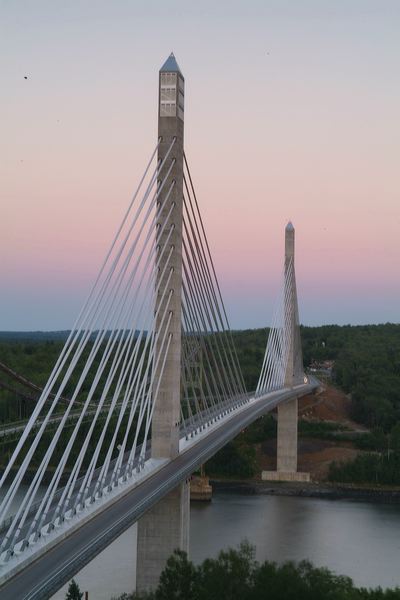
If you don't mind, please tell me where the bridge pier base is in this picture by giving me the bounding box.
[277,397,298,473]
[262,396,310,483]
[261,222,310,484]
[136,481,190,592]
[276,397,311,481]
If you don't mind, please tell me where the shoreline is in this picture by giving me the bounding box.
[210,479,400,504]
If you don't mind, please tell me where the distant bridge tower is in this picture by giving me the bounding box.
[136,53,190,591]
[263,223,310,482]
[277,223,300,474]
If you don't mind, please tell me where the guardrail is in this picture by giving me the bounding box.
[21,382,319,600]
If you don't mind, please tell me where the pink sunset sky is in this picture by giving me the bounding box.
[1,1,399,330]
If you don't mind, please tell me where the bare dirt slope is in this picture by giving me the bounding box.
[298,386,367,431]
[257,385,367,481]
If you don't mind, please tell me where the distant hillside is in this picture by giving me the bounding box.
[0,330,144,343]
[0,331,71,342]
[1,323,400,431]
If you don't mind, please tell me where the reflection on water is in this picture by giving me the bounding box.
[4,491,396,599]
[191,493,400,589]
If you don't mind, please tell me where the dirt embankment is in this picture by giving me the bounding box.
[256,385,368,482]
[210,386,400,502]
[298,386,367,430]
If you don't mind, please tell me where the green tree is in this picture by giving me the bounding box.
[156,549,198,600]
[112,542,400,600]
[196,541,256,600]
[65,579,83,600]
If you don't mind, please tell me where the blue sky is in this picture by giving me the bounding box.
[1,1,400,330]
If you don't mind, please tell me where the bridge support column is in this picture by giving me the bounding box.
[263,223,310,483]
[277,397,298,473]
[277,223,301,479]
[136,481,190,592]
[136,53,189,591]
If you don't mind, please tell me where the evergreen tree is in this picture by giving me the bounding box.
[65,579,83,600]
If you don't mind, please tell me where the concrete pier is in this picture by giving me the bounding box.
[277,397,298,472]
[277,223,298,473]
[190,474,212,501]
[136,54,189,592]
[136,482,190,591]
[264,223,309,483]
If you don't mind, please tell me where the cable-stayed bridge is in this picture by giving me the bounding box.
[0,54,319,599]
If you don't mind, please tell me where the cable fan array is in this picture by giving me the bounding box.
[0,141,248,561]
[255,257,304,396]
[0,138,179,559]
[180,155,248,437]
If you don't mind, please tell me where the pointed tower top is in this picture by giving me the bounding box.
[160,52,183,75]
[286,221,294,232]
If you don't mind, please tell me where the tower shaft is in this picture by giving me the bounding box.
[284,223,295,387]
[137,55,189,594]
[151,58,185,460]
[277,222,298,473]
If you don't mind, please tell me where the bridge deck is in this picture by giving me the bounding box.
[0,381,318,600]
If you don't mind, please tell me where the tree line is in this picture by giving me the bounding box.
[2,323,400,430]
[106,543,400,600]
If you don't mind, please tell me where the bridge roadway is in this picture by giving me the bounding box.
[0,380,318,600]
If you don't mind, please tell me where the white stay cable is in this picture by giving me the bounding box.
[89,253,176,500]
[181,278,225,408]
[0,150,177,535]
[257,258,294,394]
[29,234,161,540]
[8,228,156,548]
[0,155,163,528]
[78,269,174,508]
[0,141,162,499]
[138,331,173,462]
[123,285,174,473]
[181,303,219,419]
[0,143,176,537]
[48,222,174,522]
[53,211,176,521]
[182,200,244,399]
[0,173,159,538]
[182,258,231,406]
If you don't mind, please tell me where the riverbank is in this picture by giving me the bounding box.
[211,479,400,503]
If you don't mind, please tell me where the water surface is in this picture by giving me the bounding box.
[48,492,400,598]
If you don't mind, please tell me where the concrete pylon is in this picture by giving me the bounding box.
[274,223,309,482]
[276,222,298,473]
[136,54,190,592]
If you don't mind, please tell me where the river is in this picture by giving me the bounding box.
[46,492,400,599]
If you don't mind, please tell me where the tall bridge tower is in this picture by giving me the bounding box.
[136,53,189,592]
[0,52,316,600]
[277,222,299,473]
[262,222,310,482]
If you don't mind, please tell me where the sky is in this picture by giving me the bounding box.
[1,0,399,330]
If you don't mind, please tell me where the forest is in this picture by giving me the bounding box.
[1,323,400,429]
[232,323,400,432]
[1,324,400,485]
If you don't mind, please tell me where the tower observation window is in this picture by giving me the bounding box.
[160,72,177,117]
